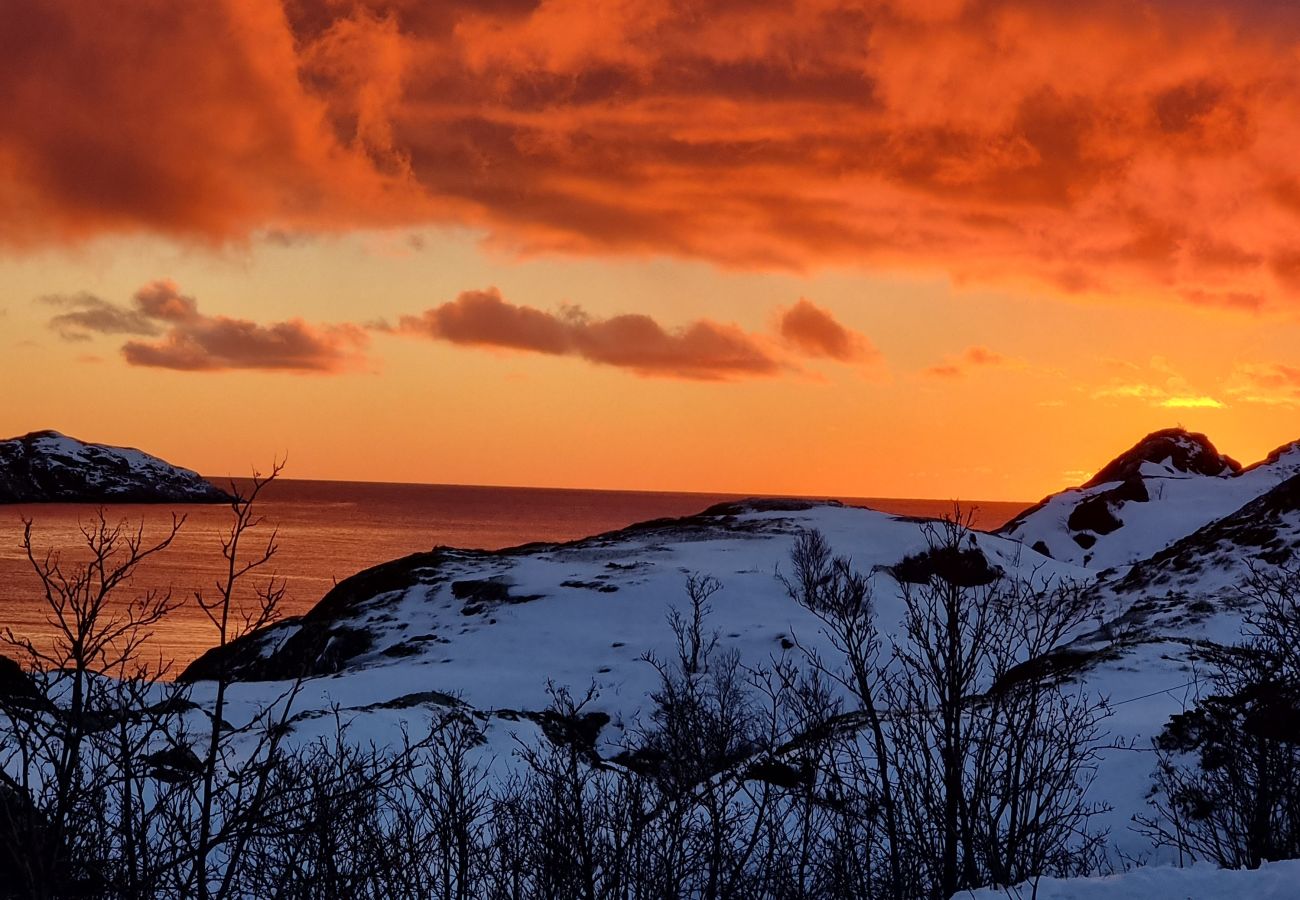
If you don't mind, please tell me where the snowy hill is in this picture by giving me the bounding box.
[171,430,1300,873]
[1093,471,1300,630]
[181,499,1086,736]
[12,428,1300,894]
[0,430,231,503]
[999,428,1300,570]
[960,859,1300,900]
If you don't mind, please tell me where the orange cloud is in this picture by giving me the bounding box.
[778,298,878,362]
[1226,362,1300,406]
[1091,357,1227,409]
[0,2,418,247]
[394,287,787,380]
[925,345,1012,378]
[44,281,370,372]
[7,2,1300,310]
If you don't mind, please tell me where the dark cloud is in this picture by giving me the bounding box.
[396,288,782,380]
[778,298,877,362]
[44,280,875,379]
[925,345,1012,379]
[3,2,1300,311]
[43,280,369,372]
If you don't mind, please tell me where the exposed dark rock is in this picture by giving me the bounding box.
[1031,540,1053,558]
[1000,428,1239,542]
[175,499,844,685]
[1083,428,1239,488]
[451,578,543,607]
[179,549,449,682]
[361,690,466,712]
[1073,533,1097,549]
[0,654,41,705]
[382,637,430,657]
[1119,473,1300,591]
[698,498,843,517]
[560,579,619,592]
[1067,495,1123,535]
[1111,476,1151,503]
[0,429,231,504]
[1238,438,1300,475]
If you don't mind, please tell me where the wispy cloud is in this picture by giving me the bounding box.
[1160,396,1225,409]
[43,281,370,373]
[40,292,162,341]
[924,346,1018,379]
[1092,358,1226,409]
[1224,362,1300,407]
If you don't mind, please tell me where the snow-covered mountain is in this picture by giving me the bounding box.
[180,499,1085,724]
[999,428,1300,570]
[0,430,231,503]
[169,427,1300,870]
[6,425,1294,889]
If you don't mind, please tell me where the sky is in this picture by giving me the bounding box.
[3,0,1300,501]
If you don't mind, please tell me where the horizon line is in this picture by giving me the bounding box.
[201,473,1036,506]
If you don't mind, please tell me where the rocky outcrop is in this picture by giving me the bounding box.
[0,430,230,504]
[179,548,452,682]
[1081,428,1240,487]
[999,428,1275,569]
[1118,472,1300,593]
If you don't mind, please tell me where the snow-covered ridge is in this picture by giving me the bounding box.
[999,428,1300,570]
[10,429,1300,890]
[959,859,1300,900]
[181,499,1088,730]
[0,429,231,503]
[170,430,1300,867]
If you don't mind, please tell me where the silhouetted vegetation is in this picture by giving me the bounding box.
[1,504,1121,898]
[1135,563,1300,868]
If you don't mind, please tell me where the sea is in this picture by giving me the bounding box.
[0,479,1030,673]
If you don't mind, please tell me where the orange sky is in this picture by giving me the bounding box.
[3,0,1300,500]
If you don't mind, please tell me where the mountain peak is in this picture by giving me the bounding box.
[1082,427,1240,488]
[0,430,231,504]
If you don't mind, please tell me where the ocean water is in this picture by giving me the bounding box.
[0,479,1029,672]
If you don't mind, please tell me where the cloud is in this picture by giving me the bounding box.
[777,299,877,362]
[6,2,1300,311]
[925,345,1014,378]
[40,292,162,341]
[1181,288,1266,314]
[1095,384,1227,408]
[43,280,874,379]
[1092,359,1226,409]
[43,280,369,372]
[394,288,785,380]
[1224,362,1300,407]
[1160,396,1225,409]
